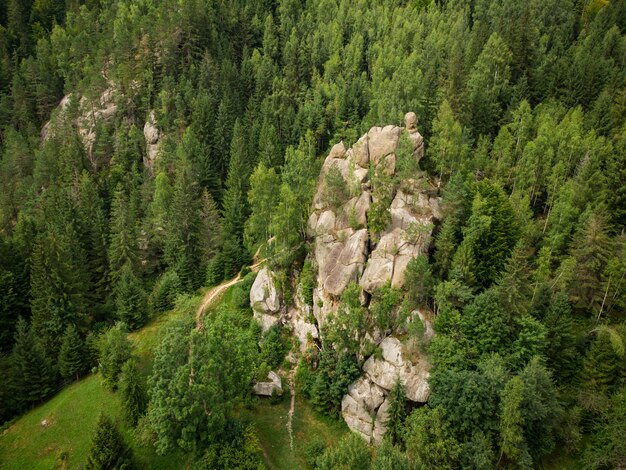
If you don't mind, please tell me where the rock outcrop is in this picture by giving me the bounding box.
[250,267,281,332]
[42,86,118,159]
[306,113,440,443]
[249,113,439,445]
[144,110,162,168]
[252,371,282,396]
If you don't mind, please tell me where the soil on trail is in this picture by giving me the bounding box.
[195,250,265,329]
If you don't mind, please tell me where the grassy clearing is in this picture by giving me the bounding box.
[0,306,190,470]
[242,396,348,469]
[0,282,346,469]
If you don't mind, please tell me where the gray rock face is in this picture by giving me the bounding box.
[302,116,438,444]
[362,336,430,403]
[252,371,282,396]
[250,268,280,332]
[367,125,402,166]
[144,110,161,168]
[42,86,118,159]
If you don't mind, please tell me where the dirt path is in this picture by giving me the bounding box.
[195,248,266,330]
[287,363,297,450]
[195,274,242,329]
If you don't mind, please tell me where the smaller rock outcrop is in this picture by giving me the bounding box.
[362,336,430,403]
[250,267,281,332]
[143,110,161,168]
[252,371,282,396]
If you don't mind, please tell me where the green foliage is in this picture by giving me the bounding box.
[58,324,86,381]
[311,349,360,417]
[370,283,402,332]
[403,255,435,310]
[500,376,530,467]
[118,360,147,427]
[113,264,148,331]
[97,323,133,390]
[245,162,280,251]
[404,406,462,469]
[197,423,265,470]
[149,270,182,313]
[147,311,257,455]
[10,317,56,409]
[322,164,348,210]
[299,260,315,306]
[385,379,406,446]
[451,180,519,289]
[316,432,371,470]
[85,414,133,470]
[259,326,288,371]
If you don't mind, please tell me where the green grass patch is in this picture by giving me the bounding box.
[241,396,348,469]
[0,309,190,470]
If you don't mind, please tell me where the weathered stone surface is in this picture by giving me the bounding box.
[362,336,430,402]
[348,376,386,411]
[367,125,402,165]
[404,111,424,161]
[329,141,347,159]
[372,398,390,445]
[321,229,368,296]
[341,376,391,444]
[287,307,319,352]
[253,311,280,332]
[335,192,371,231]
[144,111,160,144]
[341,394,374,441]
[350,134,370,168]
[43,86,118,159]
[252,371,282,396]
[250,267,280,315]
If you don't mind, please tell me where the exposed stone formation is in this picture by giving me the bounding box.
[252,371,283,396]
[41,86,118,159]
[143,110,162,169]
[250,113,440,444]
[41,86,162,171]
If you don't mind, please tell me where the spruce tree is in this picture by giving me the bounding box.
[386,379,407,445]
[58,323,86,381]
[113,263,148,331]
[108,186,138,286]
[118,360,147,426]
[98,323,133,390]
[221,119,252,276]
[11,317,56,408]
[86,414,133,470]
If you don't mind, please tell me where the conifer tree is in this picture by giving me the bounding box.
[244,162,280,251]
[108,186,138,285]
[386,379,407,445]
[118,360,147,426]
[30,225,88,355]
[428,99,467,181]
[11,317,56,408]
[58,323,86,381]
[221,119,252,276]
[98,323,133,390]
[114,264,148,331]
[86,414,133,470]
[164,155,203,290]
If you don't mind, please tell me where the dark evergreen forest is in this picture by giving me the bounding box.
[0,0,625,468]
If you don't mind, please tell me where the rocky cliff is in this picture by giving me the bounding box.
[251,112,440,444]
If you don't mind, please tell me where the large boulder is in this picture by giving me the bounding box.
[252,371,282,396]
[367,125,402,166]
[144,110,161,168]
[250,267,280,329]
[341,376,387,443]
[362,336,430,403]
